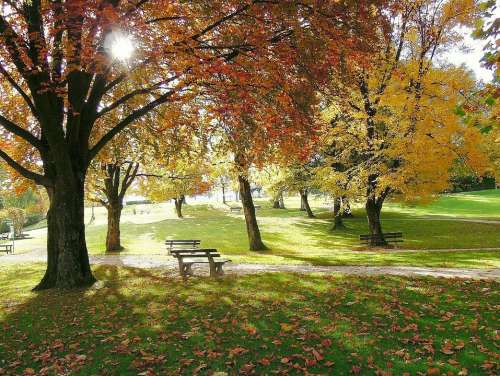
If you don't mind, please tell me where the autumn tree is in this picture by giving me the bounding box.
[87,160,140,251]
[88,98,197,252]
[315,158,353,229]
[323,64,489,241]
[140,158,211,219]
[322,0,488,245]
[209,156,236,205]
[287,160,321,219]
[0,1,387,288]
[203,0,387,250]
[256,165,288,209]
[257,160,319,217]
[208,85,318,250]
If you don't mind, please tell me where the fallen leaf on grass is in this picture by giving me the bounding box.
[259,357,270,366]
[228,347,247,357]
[280,323,294,332]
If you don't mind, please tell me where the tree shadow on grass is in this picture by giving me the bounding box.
[1,267,497,375]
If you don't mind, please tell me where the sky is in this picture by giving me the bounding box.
[444,31,494,83]
[443,3,499,85]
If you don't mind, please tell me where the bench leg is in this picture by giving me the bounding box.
[215,263,224,277]
[184,263,193,276]
[178,259,193,278]
[208,259,216,277]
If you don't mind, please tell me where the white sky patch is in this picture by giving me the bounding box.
[441,4,499,84]
[442,31,494,83]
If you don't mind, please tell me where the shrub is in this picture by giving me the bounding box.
[0,208,26,237]
[25,213,45,227]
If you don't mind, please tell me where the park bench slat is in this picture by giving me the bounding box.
[165,240,201,243]
[172,254,221,258]
[171,248,217,253]
[165,240,201,255]
[183,259,229,262]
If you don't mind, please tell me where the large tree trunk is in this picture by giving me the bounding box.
[238,174,267,251]
[331,197,344,230]
[106,201,123,252]
[365,195,386,246]
[222,185,226,204]
[34,180,95,290]
[365,174,388,246]
[299,190,315,218]
[174,197,183,218]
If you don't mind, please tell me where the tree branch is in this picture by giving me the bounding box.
[0,113,45,151]
[0,64,37,116]
[0,148,50,186]
[119,162,139,199]
[88,89,176,161]
[96,76,178,119]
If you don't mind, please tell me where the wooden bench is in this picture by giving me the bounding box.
[164,239,200,255]
[171,249,231,277]
[0,237,14,254]
[359,232,403,246]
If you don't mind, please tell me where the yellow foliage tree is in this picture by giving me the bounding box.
[320,0,489,245]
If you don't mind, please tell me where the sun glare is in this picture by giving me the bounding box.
[106,32,134,61]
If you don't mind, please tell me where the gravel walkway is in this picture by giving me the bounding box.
[1,248,498,280]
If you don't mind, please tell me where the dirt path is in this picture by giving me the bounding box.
[1,248,498,280]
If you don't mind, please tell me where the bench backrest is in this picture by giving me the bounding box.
[359,232,403,240]
[165,240,200,252]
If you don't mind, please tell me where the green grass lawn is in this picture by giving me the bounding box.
[0,264,497,375]
[385,189,500,218]
[7,190,500,268]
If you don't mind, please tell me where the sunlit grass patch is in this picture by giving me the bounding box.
[6,191,500,268]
